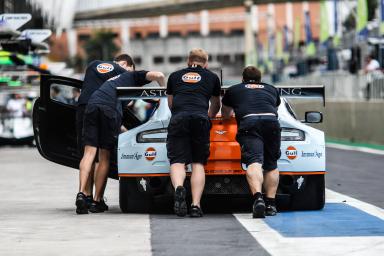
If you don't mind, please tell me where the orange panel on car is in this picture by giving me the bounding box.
[205,160,243,171]
[210,118,237,142]
[209,142,241,160]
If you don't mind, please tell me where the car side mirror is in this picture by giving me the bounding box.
[304,111,323,123]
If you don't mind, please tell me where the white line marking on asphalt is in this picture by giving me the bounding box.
[234,189,384,256]
[326,143,384,155]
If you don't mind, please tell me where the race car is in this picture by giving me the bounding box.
[33,75,326,213]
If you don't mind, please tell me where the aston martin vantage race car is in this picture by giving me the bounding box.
[33,75,326,213]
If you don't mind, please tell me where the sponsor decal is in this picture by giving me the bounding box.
[285,146,297,160]
[245,84,264,89]
[182,72,201,83]
[297,176,304,189]
[215,130,227,135]
[144,147,157,161]
[120,152,142,160]
[96,63,114,73]
[301,150,323,158]
[140,178,147,191]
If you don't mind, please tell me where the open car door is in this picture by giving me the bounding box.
[33,75,82,169]
[33,75,128,179]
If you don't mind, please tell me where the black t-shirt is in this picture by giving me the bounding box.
[166,66,221,116]
[222,82,281,123]
[88,71,150,116]
[77,60,127,105]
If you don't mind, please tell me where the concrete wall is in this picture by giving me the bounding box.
[281,72,368,100]
[291,100,384,145]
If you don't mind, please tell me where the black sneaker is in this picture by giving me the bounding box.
[174,186,187,217]
[265,204,277,216]
[75,192,88,214]
[89,200,106,213]
[190,205,203,218]
[86,195,93,209]
[99,199,109,211]
[252,198,266,218]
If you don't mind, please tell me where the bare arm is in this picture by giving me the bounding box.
[208,96,221,118]
[221,104,233,120]
[145,71,166,87]
[167,95,173,110]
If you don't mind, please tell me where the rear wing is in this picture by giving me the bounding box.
[117,85,325,106]
[275,85,325,106]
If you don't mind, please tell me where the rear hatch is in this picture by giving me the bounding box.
[207,117,242,174]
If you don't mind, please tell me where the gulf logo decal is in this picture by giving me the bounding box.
[286,146,297,160]
[245,84,264,89]
[96,63,114,74]
[145,147,157,161]
[182,72,201,83]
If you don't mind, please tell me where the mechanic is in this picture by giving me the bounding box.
[167,48,221,217]
[75,54,134,214]
[221,66,281,218]
[77,68,165,213]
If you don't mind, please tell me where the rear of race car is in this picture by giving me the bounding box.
[116,86,326,212]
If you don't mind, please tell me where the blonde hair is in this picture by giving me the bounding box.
[188,48,208,65]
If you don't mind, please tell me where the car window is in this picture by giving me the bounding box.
[50,83,81,106]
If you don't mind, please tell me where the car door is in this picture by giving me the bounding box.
[33,75,123,179]
[33,75,82,170]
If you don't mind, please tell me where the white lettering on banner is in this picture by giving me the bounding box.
[140,89,167,97]
[280,88,302,96]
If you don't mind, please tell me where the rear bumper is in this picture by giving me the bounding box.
[118,170,326,177]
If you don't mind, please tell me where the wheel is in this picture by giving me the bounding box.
[119,177,153,213]
[290,174,325,210]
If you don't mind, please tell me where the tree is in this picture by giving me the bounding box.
[84,30,119,63]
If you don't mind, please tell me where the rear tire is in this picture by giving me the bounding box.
[119,177,153,213]
[290,174,325,210]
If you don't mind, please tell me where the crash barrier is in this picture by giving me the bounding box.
[292,100,384,145]
[282,71,384,100]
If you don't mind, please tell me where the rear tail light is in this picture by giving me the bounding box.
[137,128,167,143]
[281,128,305,141]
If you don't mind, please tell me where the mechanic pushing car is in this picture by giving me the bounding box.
[75,54,135,214]
[221,66,281,218]
[167,48,221,217]
[77,68,165,214]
